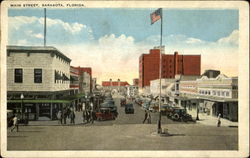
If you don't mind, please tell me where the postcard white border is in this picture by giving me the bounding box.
[1,1,249,157]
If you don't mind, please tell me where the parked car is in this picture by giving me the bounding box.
[161,104,174,116]
[125,104,134,114]
[96,108,116,121]
[168,107,193,122]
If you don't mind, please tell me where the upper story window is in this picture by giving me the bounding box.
[14,69,23,83]
[34,69,42,83]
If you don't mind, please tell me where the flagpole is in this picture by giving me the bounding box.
[44,8,46,47]
[157,8,163,134]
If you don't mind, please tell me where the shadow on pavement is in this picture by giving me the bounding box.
[7,135,27,138]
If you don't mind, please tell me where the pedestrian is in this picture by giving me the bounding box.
[147,110,151,124]
[142,110,148,124]
[11,114,19,132]
[70,110,75,124]
[62,108,67,124]
[57,110,62,124]
[91,110,95,124]
[86,110,90,123]
[217,113,221,127]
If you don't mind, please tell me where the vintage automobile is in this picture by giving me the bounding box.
[120,98,126,107]
[125,104,134,114]
[95,108,116,121]
[168,107,193,122]
[100,102,118,117]
[160,104,174,116]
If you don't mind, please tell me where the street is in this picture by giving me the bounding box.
[7,96,238,150]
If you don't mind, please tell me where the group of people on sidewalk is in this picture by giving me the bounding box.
[82,102,96,124]
[57,107,75,125]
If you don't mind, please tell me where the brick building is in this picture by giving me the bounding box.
[139,48,201,88]
[74,66,92,93]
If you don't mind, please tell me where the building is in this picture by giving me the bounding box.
[80,71,91,94]
[133,78,139,86]
[176,74,238,121]
[202,69,220,78]
[71,66,92,94]
[102,79,130,94]
[92,78,97,91]
[196,74,238,121]
[126,85,139,97]
[7,46,77,121]
[70,66,80,94]
[150,78,175,97]
[139,47,201,88]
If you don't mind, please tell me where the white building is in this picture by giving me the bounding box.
[7,46,72,120]
[126,85,139,97]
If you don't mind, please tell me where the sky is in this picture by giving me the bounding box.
[8,8,239,84]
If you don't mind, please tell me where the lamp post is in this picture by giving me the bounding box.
[20,93,24,120]
[196,97,200,120]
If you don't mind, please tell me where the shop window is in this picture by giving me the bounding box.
[34,69,42,83]
[14,68,23,83]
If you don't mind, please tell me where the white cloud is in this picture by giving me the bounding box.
[186,38,205,44]
[8,16,93,46]
[8,15,238,82]
[33,33,44,39]
[217,29,239,46]
[17,39,27,45]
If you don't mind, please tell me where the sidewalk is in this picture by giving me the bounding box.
[28,111,84,126]
[195,113,238,127]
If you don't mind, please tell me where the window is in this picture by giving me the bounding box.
[226,92,230,96]
[34,69,42,83]
[221,91,225,96]
[217,91,220,96]
[14,69,23,83]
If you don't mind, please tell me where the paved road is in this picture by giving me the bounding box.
[86,97,186,126]
[7,96,238,150]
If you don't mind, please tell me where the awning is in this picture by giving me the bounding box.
[7,99,71,104]
[63,74,70,81]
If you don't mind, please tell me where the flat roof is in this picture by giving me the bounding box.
[7,45,71,62]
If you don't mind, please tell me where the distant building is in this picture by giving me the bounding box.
[71,66,92,94]
[139,48,201,88]
[133,78,139,86]
[102,80,130,87]
[7,46,72,120]
[102,79,130,95]
[92,78,97,91]
[70,66,80,94]
[126,85,139,97]
[202,69,220,78]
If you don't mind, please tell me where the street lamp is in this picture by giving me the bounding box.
[20,93,24,120]
[196,97,200,120]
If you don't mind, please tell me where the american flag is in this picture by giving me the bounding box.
[150,8,162,25]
